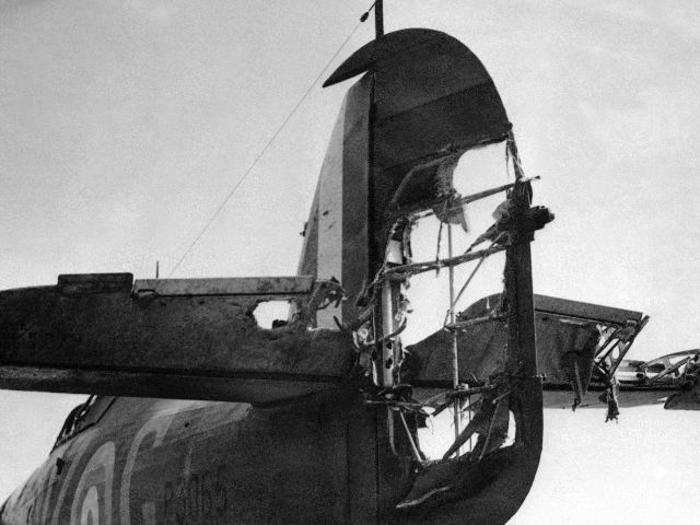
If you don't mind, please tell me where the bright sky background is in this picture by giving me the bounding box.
[0,0,698,522]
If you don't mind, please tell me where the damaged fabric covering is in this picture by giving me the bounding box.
[390,155,469,231]
[405,294,599,392]
[301,29,513,327]
[324,31,544,523]
[324,29,512,265]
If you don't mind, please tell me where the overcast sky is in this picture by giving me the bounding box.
[0,1,698,522]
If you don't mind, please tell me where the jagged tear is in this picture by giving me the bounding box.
[299,29,513,330]
[319,29,542,523]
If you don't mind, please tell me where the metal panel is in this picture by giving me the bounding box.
[133,276,315,296]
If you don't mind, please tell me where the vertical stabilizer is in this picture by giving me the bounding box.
[297,77,372,328]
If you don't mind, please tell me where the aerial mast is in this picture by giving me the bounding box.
[375,0,384,38]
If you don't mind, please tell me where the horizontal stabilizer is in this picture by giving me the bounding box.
[406,294,644,388]
[0,273,356,404]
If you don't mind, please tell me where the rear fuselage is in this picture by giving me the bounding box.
[0,395,359,524]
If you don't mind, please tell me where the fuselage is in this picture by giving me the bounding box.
[0,395,354,524]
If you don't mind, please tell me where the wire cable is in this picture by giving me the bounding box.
[168,20,363,277]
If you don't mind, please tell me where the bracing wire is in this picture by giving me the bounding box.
[167,20,364,277]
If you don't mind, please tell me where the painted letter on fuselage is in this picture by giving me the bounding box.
[70,441,115,525]
[119,407,177,525]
